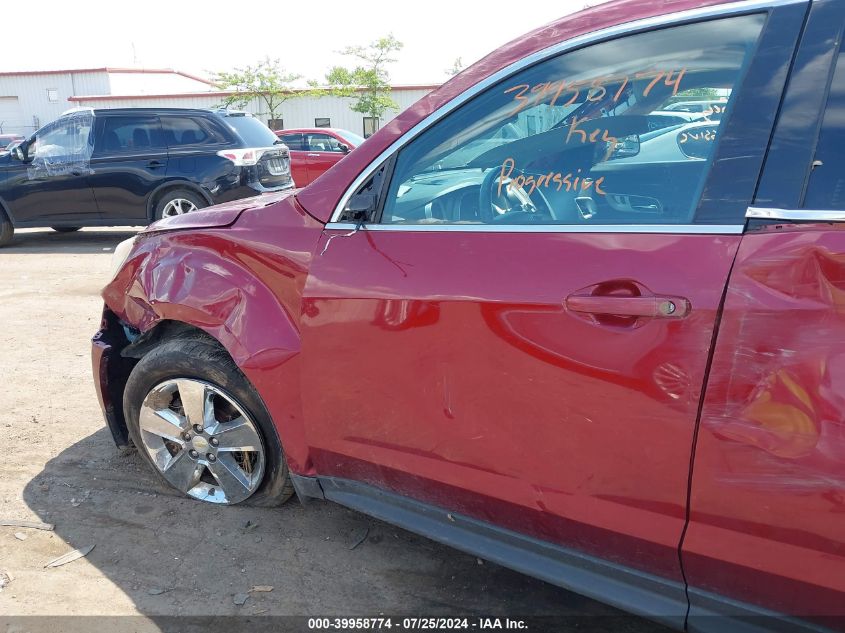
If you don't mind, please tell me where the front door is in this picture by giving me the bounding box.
[301,5,797,595]
[4,112,98,225]
[303,132,346,183]
[88,114,168,223]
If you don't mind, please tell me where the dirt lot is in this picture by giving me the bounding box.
[0,228,665,632]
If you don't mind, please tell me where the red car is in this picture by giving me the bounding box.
[275,127,364,187]
[0,133,25,150]
[93,0,845,630]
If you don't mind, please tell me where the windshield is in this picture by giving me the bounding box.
[337,130,365,146]
[223,115,279,147]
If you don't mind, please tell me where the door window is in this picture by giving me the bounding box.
[306,133,346,153]
[161,116,226,147]
[29,112,94,177]
[280,133,305,150]
[98,116,165,153]
[803,38,845,209]
[379,15,765,226]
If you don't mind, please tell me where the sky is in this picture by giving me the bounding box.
[4,0,610,85]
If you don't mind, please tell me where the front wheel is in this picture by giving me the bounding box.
[154,189,207,220]
[123,336,293,506]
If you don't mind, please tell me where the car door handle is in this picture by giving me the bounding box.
[565,294,690,318]
[307,153,321,157]
[147,160,164,169]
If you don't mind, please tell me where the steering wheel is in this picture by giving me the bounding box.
[478,166,553,223]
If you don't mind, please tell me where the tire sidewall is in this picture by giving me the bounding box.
[123,338,290,506]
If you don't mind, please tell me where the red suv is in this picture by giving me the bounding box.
[276,128,364,187]
[93,0,845,630]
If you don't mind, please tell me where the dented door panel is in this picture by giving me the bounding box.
[685,225,845,618]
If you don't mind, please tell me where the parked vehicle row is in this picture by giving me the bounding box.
[0,108,292,246]
[93,0,845,632]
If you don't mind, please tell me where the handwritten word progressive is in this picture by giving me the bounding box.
[498,158,606,197]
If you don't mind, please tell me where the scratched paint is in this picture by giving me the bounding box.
[684,223,845,618]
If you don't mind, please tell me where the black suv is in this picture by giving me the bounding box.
[0,107,293,246]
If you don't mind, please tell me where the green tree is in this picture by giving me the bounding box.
[674,87,719,100]
[212,57,304,128]
[446,57,464,77]
[326,35,404,134]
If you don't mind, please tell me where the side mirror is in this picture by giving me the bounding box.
[338,143,350,154]
[340,192,376,223]
[605,134,640,160]
[11,144,26,162]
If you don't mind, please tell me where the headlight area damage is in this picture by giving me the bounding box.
[91,193,324,473]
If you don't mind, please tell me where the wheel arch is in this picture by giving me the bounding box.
[101,237,309,471]
[146,181,213,222]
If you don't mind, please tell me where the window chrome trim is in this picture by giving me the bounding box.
[746,207,845,222]
[330,0,803,224]
[325,222,744,235]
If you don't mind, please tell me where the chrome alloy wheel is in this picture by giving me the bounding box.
[160,198,198,217]
[138,378,265,504]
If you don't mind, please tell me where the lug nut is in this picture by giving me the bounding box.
[193,424,204,434]
[210,437,219,447]
[189,449,199,459]
[207,453,217,462]
[182,432,192,441]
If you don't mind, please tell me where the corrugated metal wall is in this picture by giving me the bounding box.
[0,71,110,134]
[107,72,213,95]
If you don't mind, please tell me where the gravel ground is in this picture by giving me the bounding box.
[0,227,667,633]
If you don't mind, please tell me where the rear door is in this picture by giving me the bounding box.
[304,132,346,183]
[2,112,99,225]
[279,133,308,185]
[684,0,845,626]
[88,114,168,222]
[301,5,803,617]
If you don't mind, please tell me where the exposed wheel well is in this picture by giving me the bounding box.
[103,315,229,448]
[122,319,224,360]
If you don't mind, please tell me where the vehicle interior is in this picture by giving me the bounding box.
[379,15,758,226]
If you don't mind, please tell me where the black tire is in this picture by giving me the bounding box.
[153,189,207,221]
[0,207,13,247]
[51,226,82,233]
[123,335,294,506]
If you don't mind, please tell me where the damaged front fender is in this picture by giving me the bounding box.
[97,196,325,473]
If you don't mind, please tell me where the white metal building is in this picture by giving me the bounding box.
[0,67,438,138]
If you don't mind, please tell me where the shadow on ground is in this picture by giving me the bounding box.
[3,228,140,254]
[20,427,669,633]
